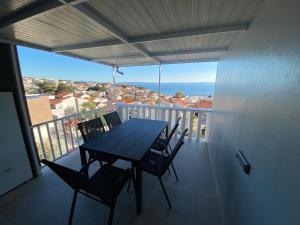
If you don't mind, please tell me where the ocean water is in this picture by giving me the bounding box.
[119,82,215,97]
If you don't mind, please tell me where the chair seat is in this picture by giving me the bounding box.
[89,164,130,206]
[141,151,168,176]
[151,138,167,151]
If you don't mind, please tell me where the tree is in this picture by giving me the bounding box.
[64,106,76,115]
[81,102,97,110]
[36,81,57,94]
[25,87,39,94]
[87,85,105,92]
[55,82,76,95]
[89,93,97,98]
[175,91,185,98]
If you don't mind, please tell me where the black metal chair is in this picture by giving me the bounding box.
[103,111,122,130]
[141,128,188,209]
[77,118,118,173]
[41,159,132,225]
[151,116,182,181]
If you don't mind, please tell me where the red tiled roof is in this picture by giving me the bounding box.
[74,93,84,97]
[121,97,134,103]
[83,97,96,101]
[193,101,213,108]
[50,99,62,105]
[55,92,72,98]
[173,99,189,106]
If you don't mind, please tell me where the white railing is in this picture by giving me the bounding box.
[31,108,103,162]
[32,104,212,163]
[116,103,212,141]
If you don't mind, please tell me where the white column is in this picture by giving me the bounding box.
[158,64,161,105]
[111,66,116,111]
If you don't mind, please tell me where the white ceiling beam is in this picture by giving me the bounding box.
[131,24,248,43]
[161,58,219,65]
[151,47,228,57]
[91,47,227,62]
[118,58,219,67]
[58,52,113,66]
[0,1,62,29]
[0,37,112,66]
[0,38,51,52]
[73,3,160,64]
[0,0,89,30]
[91,54,145,62]
[53,39,122,52]
[53,24,248,52]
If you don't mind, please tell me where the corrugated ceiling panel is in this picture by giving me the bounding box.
[99,56,154,66]
[0,5,114,48]
[157,52,224,63]
[142,32,237,53]
[0,0,264,66]
[88,0,263,37]
[0,0,38,19]
[65,44,141,59]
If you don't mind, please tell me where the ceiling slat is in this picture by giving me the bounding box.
[73,3,160,64]
[53,23,248,52]
[0,0,89,30]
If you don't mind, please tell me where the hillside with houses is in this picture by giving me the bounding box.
[23,76,213,125]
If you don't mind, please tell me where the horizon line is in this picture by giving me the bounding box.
[117,81,215,83]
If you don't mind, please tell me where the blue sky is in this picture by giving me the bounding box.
[17,46,217,83]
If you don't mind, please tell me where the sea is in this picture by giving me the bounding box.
[118,82,215,97]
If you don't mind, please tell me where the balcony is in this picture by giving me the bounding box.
[31,104,212,163]
[0,124,221,225]
[0,104,220,225]
[0,1,299,225]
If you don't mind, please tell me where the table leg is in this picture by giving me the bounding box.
[135,164,143,214]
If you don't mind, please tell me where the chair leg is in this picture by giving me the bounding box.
[165,148,179,182]
[158,177,172,209]
[170,163,179,182]
[161,151,171,175]
[108,204,115,225]
[68,191,78,225]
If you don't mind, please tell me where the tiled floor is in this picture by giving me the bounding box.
[0,139,222,225]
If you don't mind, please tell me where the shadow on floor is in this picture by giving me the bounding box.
[0,139,222,225]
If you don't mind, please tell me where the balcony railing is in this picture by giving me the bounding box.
[31,109,103,162]
[116,103,212,141]
[31,104,212,163]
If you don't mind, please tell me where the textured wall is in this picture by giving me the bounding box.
[27,96,52,125]
[208,0,300,225]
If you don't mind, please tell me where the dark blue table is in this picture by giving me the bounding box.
[79,118,168,214]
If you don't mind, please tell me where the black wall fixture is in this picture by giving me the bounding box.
[236,150,251,175]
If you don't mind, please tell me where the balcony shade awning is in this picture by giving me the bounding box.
[0,0,263,67]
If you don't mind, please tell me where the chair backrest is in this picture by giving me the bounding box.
[41,159,89,191]
[103,111,122,130]
[166,116,182,144]
[163,128,188,173]
[77,117,105,142]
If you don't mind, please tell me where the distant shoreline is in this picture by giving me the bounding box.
[118,82,215,97]
[117,82,215,84]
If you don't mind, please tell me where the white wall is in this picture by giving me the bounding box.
[0,93,32,195]
[208,0,300,225]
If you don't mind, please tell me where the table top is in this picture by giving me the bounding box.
[79,118,168,162]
